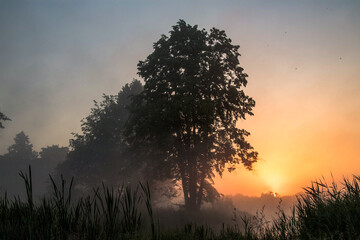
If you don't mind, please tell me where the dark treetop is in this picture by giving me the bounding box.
[126,20,258,211]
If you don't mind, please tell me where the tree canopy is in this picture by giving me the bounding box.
[0,131,37,198]
[5,131,38,161]
[39,145,69,170]
[126,20,258,211]
[56,80,144,192]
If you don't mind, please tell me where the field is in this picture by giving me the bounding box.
[0,166,360,239]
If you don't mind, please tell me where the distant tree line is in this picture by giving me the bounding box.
[0,131,68,198]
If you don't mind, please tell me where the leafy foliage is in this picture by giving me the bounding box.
[0,132,38,198]
[4,131,38,161]
[39,145,69,169]
[126,20,258,210]
[56,80,143,193]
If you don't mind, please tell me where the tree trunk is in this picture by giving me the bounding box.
[183,154,201,212]
[196,173,205,210]
[180,165,190,208]
[187,170,198,211]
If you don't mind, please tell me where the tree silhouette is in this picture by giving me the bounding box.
[0,133,68,198]
[5,131,38,161]
[56,80,143,192]
[39,145,68,169]
[126,20,258,211]
[0,111,11,129]
[0,131,38,198]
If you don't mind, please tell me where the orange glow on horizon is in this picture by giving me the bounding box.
[214,61,360,196]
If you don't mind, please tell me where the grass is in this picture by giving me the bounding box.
[1,166,360,239]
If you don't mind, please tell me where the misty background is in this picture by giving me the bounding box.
[1,0,360,220]
[1,1,359,155]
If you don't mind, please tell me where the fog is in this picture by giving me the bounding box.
[1,1,360,233]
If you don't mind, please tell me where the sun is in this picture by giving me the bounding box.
[261,170,284,194]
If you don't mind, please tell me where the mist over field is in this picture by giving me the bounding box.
[1,1,360,239]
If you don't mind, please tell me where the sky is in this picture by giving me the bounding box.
[1,0,359,196]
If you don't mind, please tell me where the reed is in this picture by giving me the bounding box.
[1,166,360,239]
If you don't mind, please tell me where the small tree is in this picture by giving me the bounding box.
[6,131,38,161]
[126,20,258,211]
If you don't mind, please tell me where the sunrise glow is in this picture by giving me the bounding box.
[1,1,360,198]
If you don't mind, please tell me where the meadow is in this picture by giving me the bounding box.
[1,166,359,239]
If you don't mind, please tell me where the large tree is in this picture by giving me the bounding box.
[126,20,258,211]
